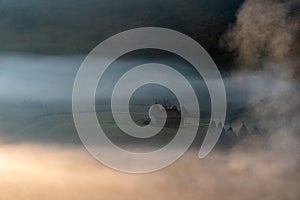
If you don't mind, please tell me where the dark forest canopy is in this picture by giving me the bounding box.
[0,0,244,59]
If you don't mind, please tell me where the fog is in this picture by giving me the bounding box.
[0,0,299,199]
[222,0,300,69]
[0,53,81,101]
[0,52,290,106]
[0,140,299,200]
[0,52,299,199]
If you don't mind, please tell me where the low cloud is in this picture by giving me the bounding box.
[221,0,300,71]
[0,143,299,200]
